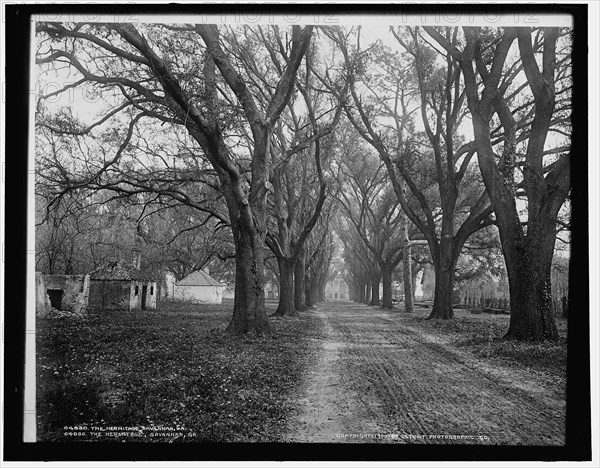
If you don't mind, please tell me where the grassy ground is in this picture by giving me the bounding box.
[36,300,321,442]
[391,305,567,389]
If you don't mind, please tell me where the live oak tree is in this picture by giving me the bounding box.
[425,26,571,340]
[266,142,327,316]
[329,26,495,319]
[304,200,338,306]
[36,22,314,336]
[336,214,379,305]
[264,39,346,316]
[335,139,408,309]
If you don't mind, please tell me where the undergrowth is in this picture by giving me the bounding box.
[37,301,320,442]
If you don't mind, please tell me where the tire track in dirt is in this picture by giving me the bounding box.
[285,302,565,445]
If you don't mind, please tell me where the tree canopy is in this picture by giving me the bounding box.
[35,20,573,341]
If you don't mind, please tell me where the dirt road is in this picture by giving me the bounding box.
[285,301,566,445]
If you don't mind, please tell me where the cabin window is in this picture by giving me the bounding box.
[150,286,154,295]
[134,286,139,296]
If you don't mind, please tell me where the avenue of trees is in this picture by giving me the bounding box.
[35,22,572,341]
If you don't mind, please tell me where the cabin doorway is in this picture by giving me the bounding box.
[141,285,148,310]
[47,289,63,310]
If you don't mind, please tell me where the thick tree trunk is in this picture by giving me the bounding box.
[561,296,568,318]
[364,282,372,305]
[428,236,457,320]
[370,275,381,306]
[503,232,559,341]
[381,267,394,309]
[294,248,307,311]
[429,267,453,319]
[272,257,296,317]
[428,251,456,320]
[226,228,272,336]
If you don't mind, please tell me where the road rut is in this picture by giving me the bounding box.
[285,301,566,445]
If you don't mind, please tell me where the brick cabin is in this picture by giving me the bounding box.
[88,261,157,311]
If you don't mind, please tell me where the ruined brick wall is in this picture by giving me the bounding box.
[42,274,90,313]
[129,281,141,310]
[36,272,51,317]
[129,281,158,310]
[89,280,132,310]
[87,280,157,311]
[146,282,157,310]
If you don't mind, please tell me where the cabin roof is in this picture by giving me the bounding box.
[89,261,155,282]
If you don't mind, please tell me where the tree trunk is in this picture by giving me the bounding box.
[351,279,360,302]
[294,248,307,311]
[561,296,568,318]
[305,273,315,308]
[370,275,381,306]
[318,280,326,302]
[272,257,296,317]
[411,272,418,303]
[403,218,414,313]
[429,267,453,319]
[403,259,414,314]
[428,235,458,320]
[356,280,365,303]
[364,281,372,305]
[503,234,559,341]
[381,267,394,309]
[226,227,272,336]
[428,256,455,320]
[311,272,321,305]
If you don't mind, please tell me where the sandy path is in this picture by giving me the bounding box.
[285,301,566,445]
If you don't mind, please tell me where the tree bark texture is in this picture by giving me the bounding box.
[272,257,296,317]
[294,248,307,311]
[502,221,559,340]
[429,265,454,320]
[370,275,381,306]
[381,267,394,309]
[226,226,272,336]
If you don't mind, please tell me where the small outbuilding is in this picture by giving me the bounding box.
[173,270,224,304]
[88,261,157,311]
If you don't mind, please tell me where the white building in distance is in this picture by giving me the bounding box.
[173,270,225,304]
